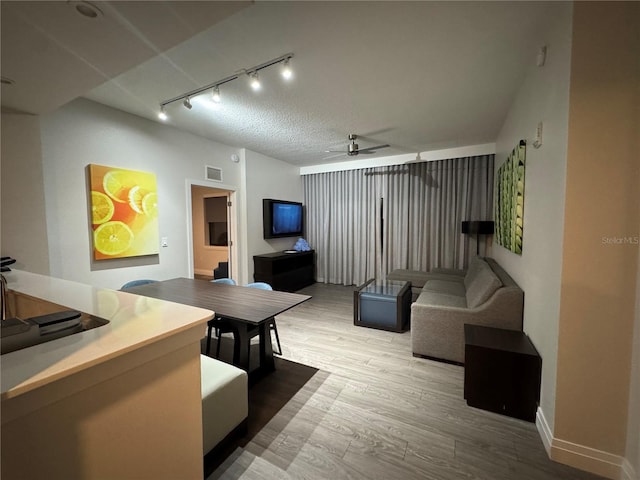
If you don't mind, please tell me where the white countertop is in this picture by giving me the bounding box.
[1,270,214,399]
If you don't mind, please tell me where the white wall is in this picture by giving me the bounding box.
[1,113,50,275]
[37,98,243,289]
[239,149,303,284]
[492,3,573,435]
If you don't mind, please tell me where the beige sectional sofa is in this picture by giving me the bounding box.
[388,257,524,364]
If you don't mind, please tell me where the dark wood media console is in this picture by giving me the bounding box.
[253,250,315,292]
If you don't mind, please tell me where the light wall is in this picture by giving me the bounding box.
[492,1,573,436]
[554,3,639,478]
[4,98,244,289]
[494,4,640,477]
[238,149,303,284]
[0,97,305,290]
[1,113,50,275]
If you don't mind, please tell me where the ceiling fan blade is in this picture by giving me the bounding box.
[322,152,346,160]
[324,150,347,153]
[359,144,390,152]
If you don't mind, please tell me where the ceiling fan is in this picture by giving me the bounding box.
[325,134,390,157]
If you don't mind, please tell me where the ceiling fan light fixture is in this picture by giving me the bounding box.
[158,106,168,121]
[325,133,390,157]
[212,86,221,103]
[249,71,261,91]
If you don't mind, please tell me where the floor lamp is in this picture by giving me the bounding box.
[462,221,495,255]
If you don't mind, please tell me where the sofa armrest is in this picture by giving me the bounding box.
[410,287,523,363]
[387,269,466,293]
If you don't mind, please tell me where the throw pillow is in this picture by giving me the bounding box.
[466,263,502,308]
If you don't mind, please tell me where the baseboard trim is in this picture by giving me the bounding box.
[550,438,623,479]
[621,459,636,480]
[535,407,626,480]
[535,407,553,455]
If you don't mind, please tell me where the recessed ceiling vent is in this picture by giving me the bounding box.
[205,166,223,182]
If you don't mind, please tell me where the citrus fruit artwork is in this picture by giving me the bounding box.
[88,164,159,259]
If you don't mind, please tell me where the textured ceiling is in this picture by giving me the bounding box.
[2,1,559,167]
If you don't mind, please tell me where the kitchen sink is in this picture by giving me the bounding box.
[1,289,110,355]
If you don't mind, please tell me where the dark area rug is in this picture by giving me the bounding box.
[201,338,319,478]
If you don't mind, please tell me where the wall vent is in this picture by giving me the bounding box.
[205,166,223,182]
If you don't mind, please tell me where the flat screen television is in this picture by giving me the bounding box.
[263,199,304,239]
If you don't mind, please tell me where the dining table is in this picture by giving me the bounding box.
[123,277,311,380]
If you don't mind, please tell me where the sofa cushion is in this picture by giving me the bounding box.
[415,291,467,308]
[423,273,466,285]
[463,256,485,289]
[430,267,465,277]
[421,279,466,297]
[386,269,432,289]
[465,263,502,308]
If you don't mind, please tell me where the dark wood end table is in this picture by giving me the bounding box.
[464,324,541,422]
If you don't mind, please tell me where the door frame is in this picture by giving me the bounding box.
[185,179,238,280]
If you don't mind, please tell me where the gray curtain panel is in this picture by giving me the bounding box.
[303,155,494,286]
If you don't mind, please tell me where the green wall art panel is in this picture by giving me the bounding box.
[494,141,526,254]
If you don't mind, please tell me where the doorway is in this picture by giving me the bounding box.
[190,184,233,280]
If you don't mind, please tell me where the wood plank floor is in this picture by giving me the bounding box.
[208,283,604,480]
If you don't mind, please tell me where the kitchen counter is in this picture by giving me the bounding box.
[1,270,214,479]
[2,270,213,399]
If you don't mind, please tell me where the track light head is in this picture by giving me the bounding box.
[158,106,168,121]
[249,71,261,91]
[281,58,293,80]
[183,97,192,109]
[212,86,221,103]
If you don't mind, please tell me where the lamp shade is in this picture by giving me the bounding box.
[461,221,494,235]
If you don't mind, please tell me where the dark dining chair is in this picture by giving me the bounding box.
[206,280,283,362]
[120,279,158,290]
[246,282,282,356]
[206,278,237,358]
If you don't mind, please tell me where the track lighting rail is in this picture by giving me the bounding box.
[160,72,239,109]
[158,52,294,114]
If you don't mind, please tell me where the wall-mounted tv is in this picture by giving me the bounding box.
[263,199,304,239]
